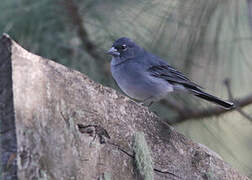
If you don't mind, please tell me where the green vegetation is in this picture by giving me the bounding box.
[133,132,154,180]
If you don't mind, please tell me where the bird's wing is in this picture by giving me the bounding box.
[147,55,202,90]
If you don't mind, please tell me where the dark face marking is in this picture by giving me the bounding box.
[112,37,134,53]
[107,37,142,62]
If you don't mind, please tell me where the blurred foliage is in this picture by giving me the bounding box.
[1,0,252,177]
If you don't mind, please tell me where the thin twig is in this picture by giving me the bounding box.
[224,78,252,122]
[169,93,252,124]
[62,0,111,84]
[63,0,103,61]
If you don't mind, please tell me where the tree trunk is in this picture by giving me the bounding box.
[0,34,249,180]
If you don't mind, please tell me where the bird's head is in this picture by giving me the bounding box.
[107,37,142,61]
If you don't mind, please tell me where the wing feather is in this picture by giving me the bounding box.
[147,57,202,91]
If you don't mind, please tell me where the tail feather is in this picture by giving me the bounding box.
[193,91,234,109]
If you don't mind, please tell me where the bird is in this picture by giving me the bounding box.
[106,37,234,109]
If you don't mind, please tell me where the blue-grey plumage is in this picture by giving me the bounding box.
[107,37,234,109]
[111,56,174,102]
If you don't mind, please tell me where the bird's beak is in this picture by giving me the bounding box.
[106,47,120,56]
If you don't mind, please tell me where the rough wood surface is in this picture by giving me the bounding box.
[0,34,249,180]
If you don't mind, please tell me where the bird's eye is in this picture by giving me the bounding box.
[121,44,127,50]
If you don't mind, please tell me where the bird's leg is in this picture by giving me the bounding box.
[140,96,154,107]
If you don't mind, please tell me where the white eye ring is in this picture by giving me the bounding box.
[121,44,127,51]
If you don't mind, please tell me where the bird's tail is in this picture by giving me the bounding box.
[192,90,235,109]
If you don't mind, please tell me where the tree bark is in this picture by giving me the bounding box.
[0,34,249,180]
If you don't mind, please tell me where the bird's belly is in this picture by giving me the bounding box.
[112,66,173,101]
[117,78,151,100]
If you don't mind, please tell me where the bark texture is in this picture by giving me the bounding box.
[0,34,249,180]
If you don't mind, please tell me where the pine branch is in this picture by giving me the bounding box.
[169,94,252,124]
[224,79,252,122]
[63,0,103,61]
[62,0,111,85]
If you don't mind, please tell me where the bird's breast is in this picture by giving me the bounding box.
[111,61,173,101]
